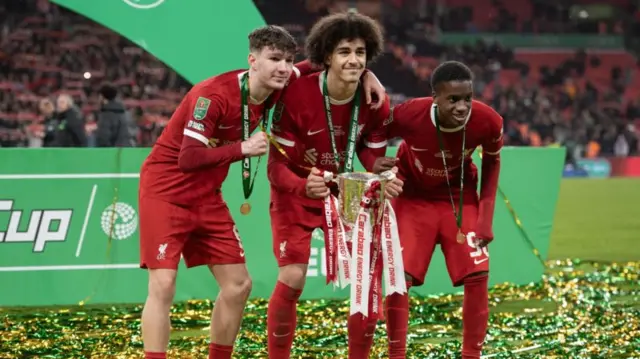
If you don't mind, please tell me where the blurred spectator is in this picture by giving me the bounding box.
[38,98,57,147]
[0,0,638,163]
[54,94,86,147]
[96,83,136,147]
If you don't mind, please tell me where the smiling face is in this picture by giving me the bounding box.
[246,25,297,91]
[433,80,473,128]
[325,38,367,85]
[249,46,295,90]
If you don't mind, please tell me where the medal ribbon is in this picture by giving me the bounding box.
[322,72,361,173]
[433,105,466,233]
[240,73,269,204]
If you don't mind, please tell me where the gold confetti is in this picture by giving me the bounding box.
[0,260,638,358]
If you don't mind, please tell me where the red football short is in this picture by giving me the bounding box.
[138,194,246,270]
[269,200,323,267]
[393,196,489,286]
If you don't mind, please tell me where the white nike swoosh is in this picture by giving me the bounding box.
[272,332,291,338]
[219,124,234,129]
[308,129,324,136]
[474,258,488,265]
[410,146,428,151]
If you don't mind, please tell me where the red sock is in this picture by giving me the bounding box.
[347,312,378,359]
[267,281,302,359]
[208,343,233,359]
[348,280,385,359]
[385,280,412,358]
[461,275,489,359]
[144,352,166,359]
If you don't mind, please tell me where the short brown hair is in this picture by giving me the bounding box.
[248,25,297,55]
[305,11,384,67]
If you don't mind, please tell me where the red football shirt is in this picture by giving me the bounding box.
[140,68,302,206]
[268,72,391,207]
[389,97,503,202]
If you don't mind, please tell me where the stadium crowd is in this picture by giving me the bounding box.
[0,0,638,161]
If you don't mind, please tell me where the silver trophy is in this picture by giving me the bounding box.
[336,172,388,237]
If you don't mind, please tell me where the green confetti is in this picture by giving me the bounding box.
[0,260,638,358]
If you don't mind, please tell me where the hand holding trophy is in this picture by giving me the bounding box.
[320,168,407,318]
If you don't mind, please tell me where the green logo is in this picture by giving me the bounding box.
[122,0,165,9]
[193,97,211,121]
[100,202,138,240]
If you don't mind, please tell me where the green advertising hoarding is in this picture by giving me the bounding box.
[0,147,564,306]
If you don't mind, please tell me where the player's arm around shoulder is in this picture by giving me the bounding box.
[359,95,393,173]
[364,94,392,146]
[361,70,387,110]
[362,96,404,199]
[390,97,433,138]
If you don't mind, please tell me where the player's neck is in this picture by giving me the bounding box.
[325,71,357,103]
[247,70,272,105]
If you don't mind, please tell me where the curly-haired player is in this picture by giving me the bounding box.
[266,12,402,359]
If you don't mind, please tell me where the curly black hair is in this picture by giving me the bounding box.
[305,11,384,67]
[248,25,297,55]
[430,61,473,90]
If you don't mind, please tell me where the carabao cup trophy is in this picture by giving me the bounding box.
[321,170,407,318]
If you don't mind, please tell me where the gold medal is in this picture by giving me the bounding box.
[456,229,466,244]
[240,202,251,215]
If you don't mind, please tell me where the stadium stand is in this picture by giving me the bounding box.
[1,0,638,163]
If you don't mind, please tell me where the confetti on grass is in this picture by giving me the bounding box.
[1,260,638,358]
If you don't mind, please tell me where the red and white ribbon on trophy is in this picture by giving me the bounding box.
[320,170,407,318]
[378,170,407,299]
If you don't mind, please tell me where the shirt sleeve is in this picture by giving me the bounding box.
[182,91,225,146]
[267,60,316,108]
[293,59,316,78]
[178,90,244,172]
[386,97,425,139]
[363,95,391,149]
[267,92,307,195]
[357,95,391,172]
[476,106,504,240]
[482,109,504,156]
